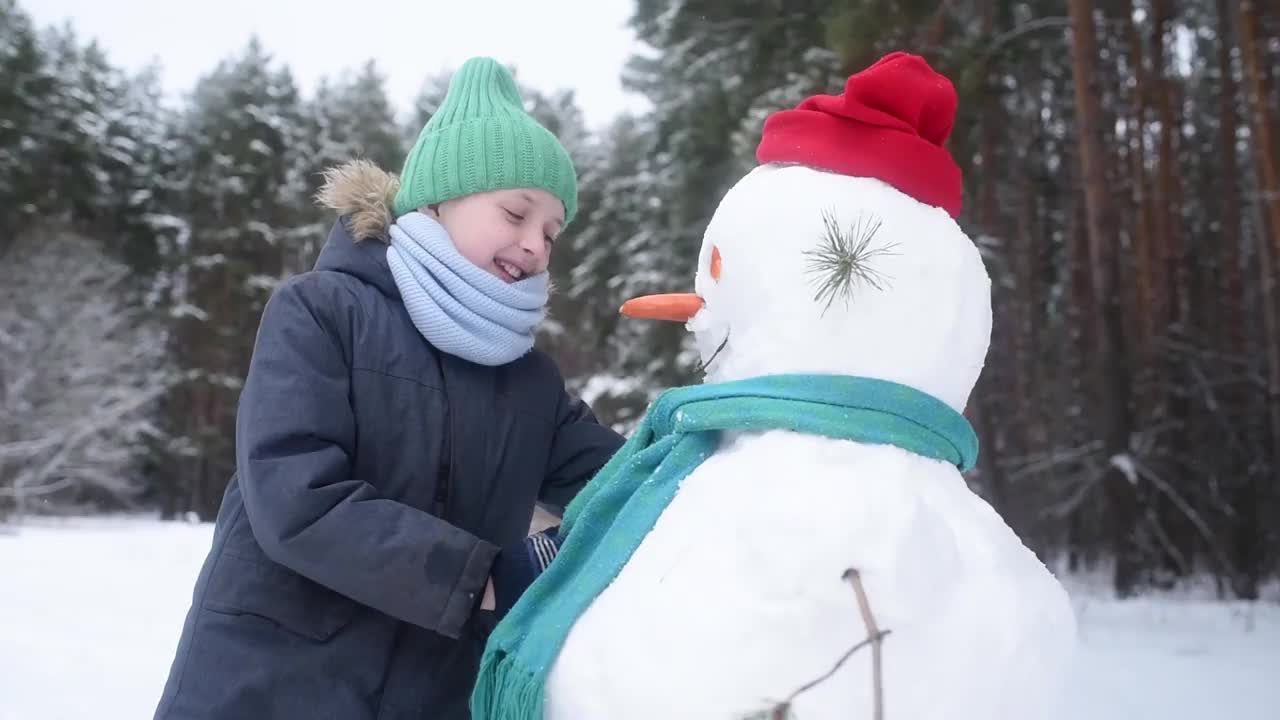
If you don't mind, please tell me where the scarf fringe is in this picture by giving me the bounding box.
[472,649,544,720]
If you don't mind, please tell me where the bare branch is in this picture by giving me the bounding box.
[744,568,892,720]
[1184,359,1251,458]
[1129,456,1243,584]
[843,568,886,720]
[0,229,171,518]
[1040,470,1107,519]
[788,630,891,708]
[1143,508,1192,577]
[982,16,1129,62]
[1002,440,1103,481]
[10,380,173,496]
[0,477,76,499]
[983,17,1073,60]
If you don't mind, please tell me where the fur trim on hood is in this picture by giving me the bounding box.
[315,159,400,243]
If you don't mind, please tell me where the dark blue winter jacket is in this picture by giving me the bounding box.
[153,174,624,719]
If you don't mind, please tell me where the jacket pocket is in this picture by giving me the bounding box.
[202,550,359,642]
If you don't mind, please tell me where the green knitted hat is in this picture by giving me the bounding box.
[394,57,578,225]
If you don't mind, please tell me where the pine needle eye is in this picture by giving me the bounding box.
[802,209,899,315]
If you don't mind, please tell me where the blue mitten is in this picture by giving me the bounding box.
[489,525,564,618]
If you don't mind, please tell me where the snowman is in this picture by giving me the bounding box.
[473,52,1077,720]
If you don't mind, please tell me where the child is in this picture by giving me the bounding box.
[153,57,625,720]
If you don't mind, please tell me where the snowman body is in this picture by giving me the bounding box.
[543,431,1075,720]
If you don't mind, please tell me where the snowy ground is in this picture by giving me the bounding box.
[1,517,1277,720]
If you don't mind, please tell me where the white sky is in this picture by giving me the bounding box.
[26,0,651,130]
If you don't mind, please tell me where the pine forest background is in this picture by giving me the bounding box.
[2,0,1279,599]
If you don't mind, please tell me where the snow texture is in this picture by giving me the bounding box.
[0,518,1276,720]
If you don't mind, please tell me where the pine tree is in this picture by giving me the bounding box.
[298,59,405,266]
[521,85,596,369]
[597,0,841,405]
[558,113,662,428]
[156,37,309,520]
[405,68,454,146]
[107,63,185,278]
[33,25,116,229]
[311,60,405,175]
[0,0,56,247]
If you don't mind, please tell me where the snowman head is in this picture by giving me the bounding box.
[622,52,991,413]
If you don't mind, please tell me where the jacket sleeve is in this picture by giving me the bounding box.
[234,276,497,639]
[539,384,626,515]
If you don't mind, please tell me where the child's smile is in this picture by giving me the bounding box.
[495,258,529,283]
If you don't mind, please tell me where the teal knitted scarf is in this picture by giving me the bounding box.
[470,373,978,720]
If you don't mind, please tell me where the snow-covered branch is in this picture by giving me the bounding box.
[0,229,171,520]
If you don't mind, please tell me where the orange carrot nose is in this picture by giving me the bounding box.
[619,293,705,322]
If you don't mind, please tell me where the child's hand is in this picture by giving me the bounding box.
[488,526,563,618]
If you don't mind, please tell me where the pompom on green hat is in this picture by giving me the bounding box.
[394,57,578,226]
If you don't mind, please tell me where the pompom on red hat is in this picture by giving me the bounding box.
[755,51,963,219]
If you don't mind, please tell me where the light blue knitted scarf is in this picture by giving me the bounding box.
[386,212,548,366]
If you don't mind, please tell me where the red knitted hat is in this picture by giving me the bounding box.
[756,51,963,218]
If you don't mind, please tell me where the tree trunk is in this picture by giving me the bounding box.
[1121,0,1156,357]
[1215,0,1244,362]
[1150,0,1201,580]
[1215,0,1252,596]
[1151,0,1188,337]
[1237,0,1280,478]
[1234,0,1280,598]
[1016,162,1046,448]
[971,0,1014,525]
[916,0,954,51]
[1069,0,1141,595]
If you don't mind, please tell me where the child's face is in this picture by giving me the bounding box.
[425,188,564,283]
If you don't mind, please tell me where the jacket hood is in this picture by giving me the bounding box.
[311,160,402,299]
